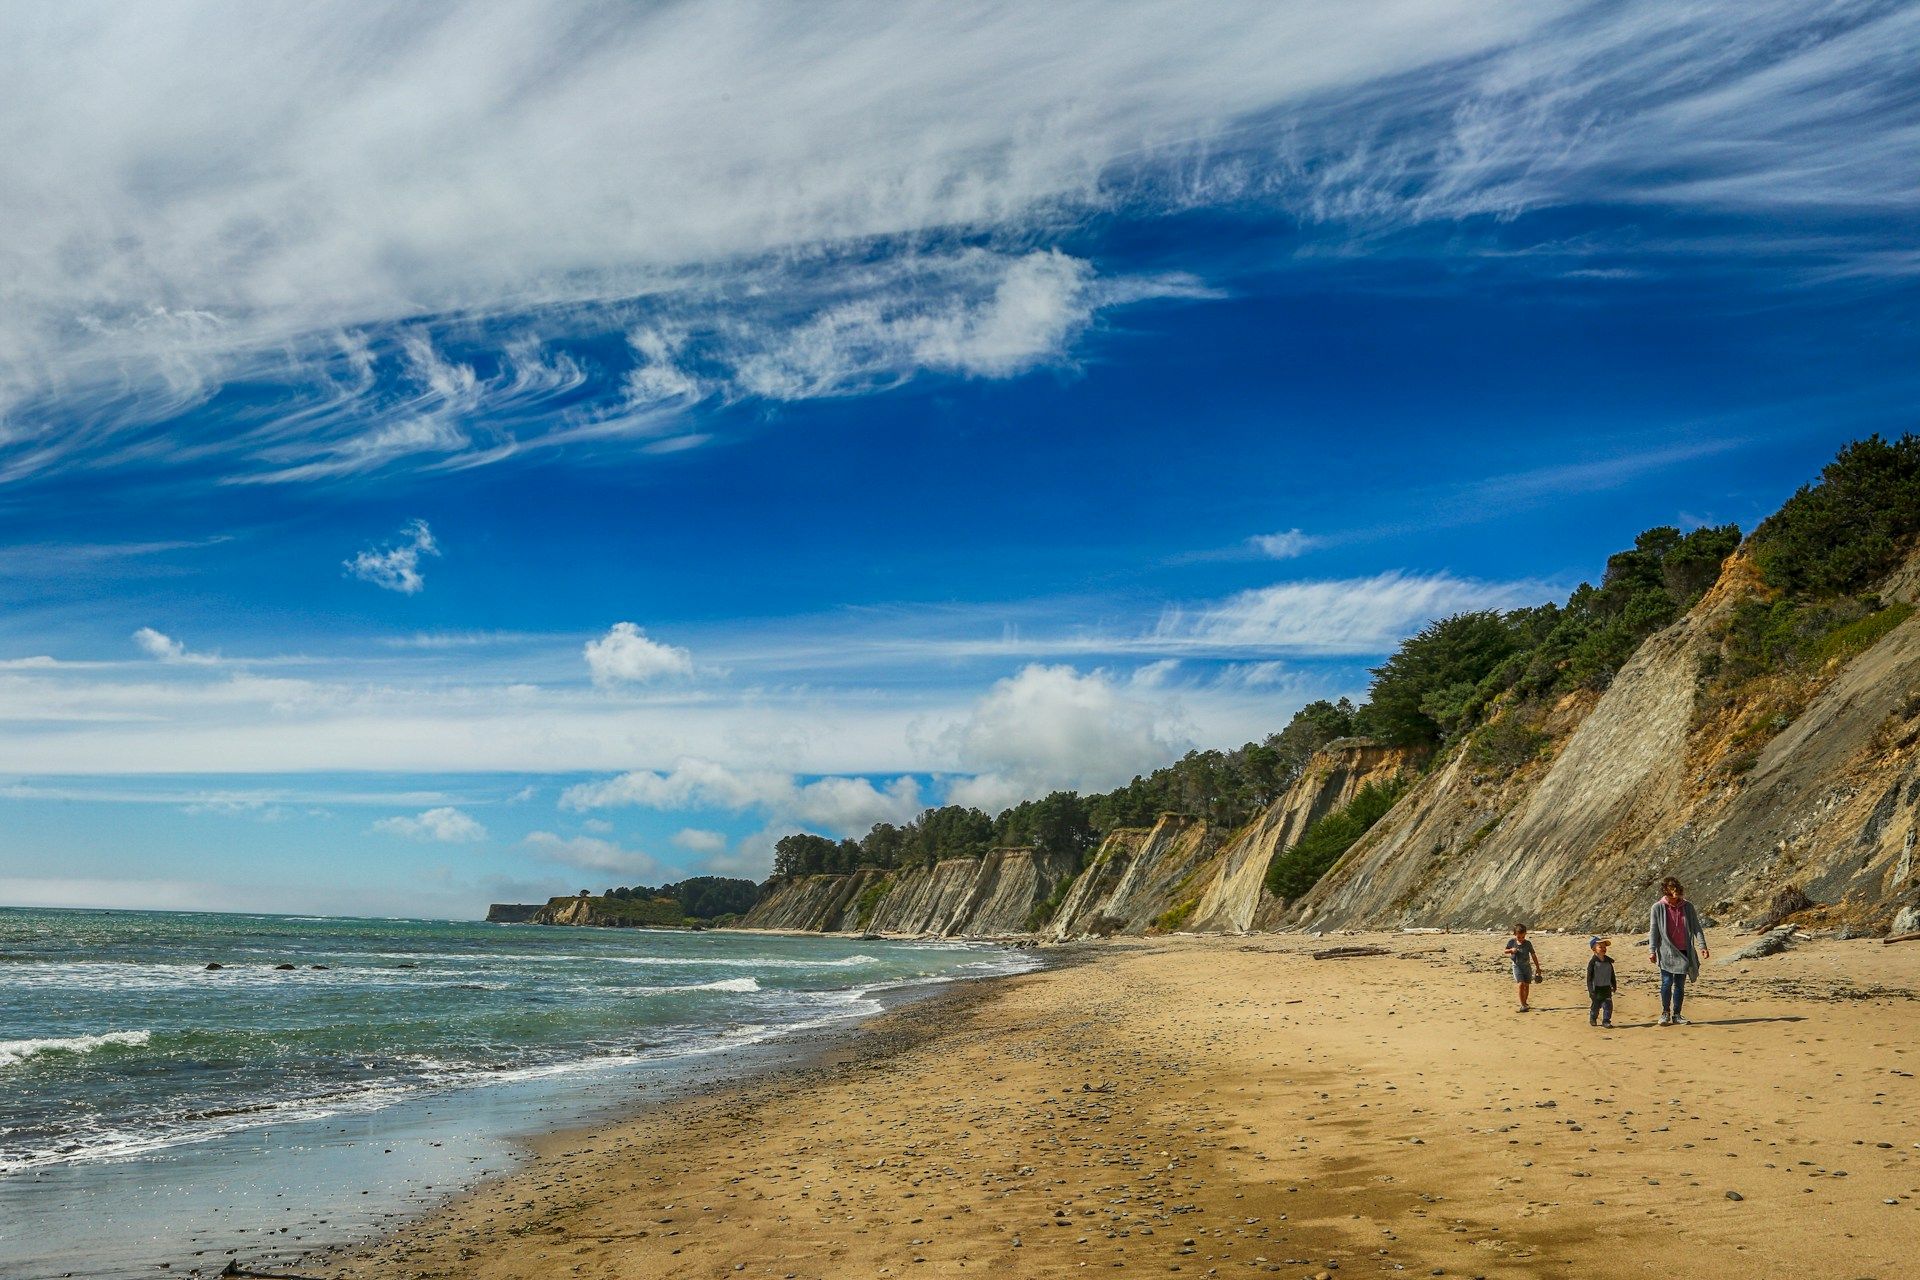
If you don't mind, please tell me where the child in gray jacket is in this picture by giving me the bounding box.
[1585,936,1616,1027]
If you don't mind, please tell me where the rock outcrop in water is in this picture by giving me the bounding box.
[485,903,543,923]
[740,846,1077,936]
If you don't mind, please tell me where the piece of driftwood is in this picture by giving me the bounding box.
[1311,945,1391,959]
[1881,931,1920,945]
[1731,926,1797,961]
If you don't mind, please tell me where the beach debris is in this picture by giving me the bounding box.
[1311,945,1391,960]
[1730,926,1798,961]
[1751,884,1812,932]
[1883,931,1920,945]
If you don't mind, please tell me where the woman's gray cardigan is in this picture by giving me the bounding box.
[1649,898,1706,979]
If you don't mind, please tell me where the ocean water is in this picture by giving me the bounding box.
[0,907,1037,1277]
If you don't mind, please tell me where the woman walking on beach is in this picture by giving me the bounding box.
[1648,876,1709,1026]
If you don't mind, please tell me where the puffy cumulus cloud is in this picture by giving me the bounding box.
[671,828,729,854]
[941,664,1187,812]
[583,623,695,686]
[133,627,186,661]
[1248,529,1321,560]
[1151,572,1552,657]
[523,831,662,879]
[560,758,921,838]
[372,806,487,843]
[344,519,439,595]
[131,627,220,665]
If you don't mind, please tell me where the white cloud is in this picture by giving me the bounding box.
[583,622,694,686]
[1249,529,1321,560]
[131,627,219,665]
[132,627,186,661]
[524,831,661,879]
[560,758,921,838]
[1151,572,1551,656]
[373,805,487,843]
[344,519,439,594]
[671,828,729,854]
[2,4,1906,484]
[942,664,1187,811]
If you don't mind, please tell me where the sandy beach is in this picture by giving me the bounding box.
[319,932,1920,1280]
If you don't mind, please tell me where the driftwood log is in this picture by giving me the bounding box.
[1882,931,1920,945]
[1311,945,1391,960]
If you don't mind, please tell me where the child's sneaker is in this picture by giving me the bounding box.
[1589,1017,1598,1026]
[1658,1014,1671,1026]
[1671,1016,1691,1026]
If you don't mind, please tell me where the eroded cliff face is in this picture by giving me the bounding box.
[1048,813,1220,939]
[738,847,1075,937]
[737,871,886,932]
[1297,552,1920,933]
[1191,741,1421,934]
[1039,743,1423,940]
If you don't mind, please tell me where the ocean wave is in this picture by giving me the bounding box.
[608,953,877,970]
[0,1030,151,1069]
[627,976,762,995]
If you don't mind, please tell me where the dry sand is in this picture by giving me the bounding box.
[319,931,1920,1279]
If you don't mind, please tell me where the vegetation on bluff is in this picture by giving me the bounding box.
[591,876,763,923]
[1263,777,1410,901]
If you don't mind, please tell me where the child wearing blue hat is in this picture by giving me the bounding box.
[1585,936,1616,1027]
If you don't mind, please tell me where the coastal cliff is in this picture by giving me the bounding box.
[485,903,543,923]
[1295,550,1920,934]
[740,846,1076,936]
[1042,741,1421,940]
[739,443,1920,942]
[525,894,687,927]
[740,556,1920,942]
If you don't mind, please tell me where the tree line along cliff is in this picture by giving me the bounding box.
[740,434,1920,941]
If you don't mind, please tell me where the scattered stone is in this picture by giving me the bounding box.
[1725,1191,1744,1201]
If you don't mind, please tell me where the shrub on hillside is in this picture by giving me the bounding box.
[1263,776,1409,902]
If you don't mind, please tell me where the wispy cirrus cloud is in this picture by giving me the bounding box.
[1152,572,1553,656]
[1,3,1911,486]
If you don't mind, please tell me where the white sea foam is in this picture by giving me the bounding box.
[628,976,762,995]
[607,953,878,969]
[0,1030,151,1069]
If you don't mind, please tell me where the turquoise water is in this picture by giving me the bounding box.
[0,908,1035,1276]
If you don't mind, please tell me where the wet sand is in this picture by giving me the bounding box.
[318,931,1920,1279]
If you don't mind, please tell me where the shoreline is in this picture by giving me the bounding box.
[0,928,1041,1280]
[316,930,1920,1280]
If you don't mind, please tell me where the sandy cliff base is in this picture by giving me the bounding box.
[323,933,1920,1279]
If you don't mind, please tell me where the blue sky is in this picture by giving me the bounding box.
[2,1,1916,916]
